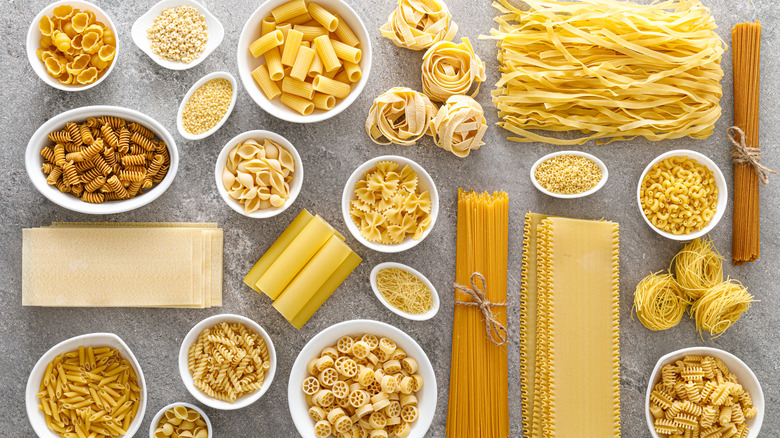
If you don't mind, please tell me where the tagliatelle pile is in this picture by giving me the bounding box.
[486,0,726,145]
[430,95,486,157]
[380,0,458,51]
[422,37,485,102]
[365,87,438,146]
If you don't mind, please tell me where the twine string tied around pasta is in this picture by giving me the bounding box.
[453,272,508,346]
[728,126,776,184]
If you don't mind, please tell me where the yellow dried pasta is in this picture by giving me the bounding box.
[222,138,295,214]
[376,267,433,314]
[421,37,485,102]
[153,406,208,438]
[365,87,437,146]
[380,0,457,51]
[430,95,486,157]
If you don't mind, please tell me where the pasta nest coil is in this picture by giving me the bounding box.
[380,0,458,51]
[365,87,437,146]
[633,272,688,331]
[691,280,755,339]
[421,37,485,102]
[430,95,487,158]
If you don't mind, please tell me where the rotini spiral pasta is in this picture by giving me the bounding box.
[380,0,457,51]
[421,37,485,102]
[429,95,486,157]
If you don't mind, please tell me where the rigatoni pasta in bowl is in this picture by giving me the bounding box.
[236,0,372,123]
[25,333,147,438]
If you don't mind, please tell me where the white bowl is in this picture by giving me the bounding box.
[646,347,764,438]
[27,0,119,91]
[25,105,179,215]
[149,402,212,438]
[178,314,277,410]
[236,0,372,123]
[636,149,727,241]
[131,0,224,70]
[214,130,303,218]
[26,333,147,438]
[342,155,439,253]
[370,262,440,321]
[530,150,608,199]
[288,319,437,438]
[177,71,238,141]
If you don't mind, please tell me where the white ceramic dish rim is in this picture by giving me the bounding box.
[26,333,147,438]
[530,150,609,199]
[131,0,224,71]
[636,149,728,241]
[370,262,440,321]
[25,105,179,215]
[341,155,439,253]
[26,0,119,91]
[148,402,212,438]
[178,313,277,410]
[177,71,238,141]
[213,130,304,218]
[287,319,437,438]
[645,346,764,438]
[235,0,373,123]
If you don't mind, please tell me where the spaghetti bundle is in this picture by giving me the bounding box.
[447,189,509,438]
[731,21,763,264]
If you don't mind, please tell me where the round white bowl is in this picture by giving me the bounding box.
[149,402,212,438]
[26,333,147,438]
[530,150,608,199]
[370,262,440,321]
[177,71,238,141]
[288,319,437,438]
[236,0,372,123]
[27,0,120,91]
[646,347,764,438]
[342,155,439,253]
[636,149,727,241]
[214,130,303,218]
[26,105,179,215]
[131,0,224,70]
[179,314,277,410]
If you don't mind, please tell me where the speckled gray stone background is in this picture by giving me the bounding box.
[1,0,778,436]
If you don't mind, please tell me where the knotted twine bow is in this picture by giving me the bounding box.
[453,272,508,346]
[728,126,776,184]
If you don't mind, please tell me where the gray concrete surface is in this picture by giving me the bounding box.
[2,0,778,436]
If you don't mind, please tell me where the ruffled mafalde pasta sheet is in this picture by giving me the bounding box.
[486,0,725,145]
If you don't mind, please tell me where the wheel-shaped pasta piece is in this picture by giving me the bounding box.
[391,348,407,361]
[401,358,418,375]
[356,404,374,419]
[361,334,379,350]
[349,382,363,393]
[336,395,352,409]
[335,415,353,434]
[327,407,346,424]
[314,389,335,407]
[366,381,382,396]
[337,336,355,354]
[369,429,388,438]
[400,405,419,423]
[383,359,402,374]
[303,376,321,395]
[319,367,339,387]
[379,338,396,356]
[368,412,387,429]
[400,394,418,407]
[384,401,402,418]
[352,341,370,359]
[349,390,369,408]
[373,398,391,412]
[306,357,319,374]
[314,420,332,438]
[380,375,398,394]
[332,381,350,399]
[412,374,424,391]
[321,347,339,361]
[357,366,375,386]
[367,352,381,365]
[394,422,411,438]
[316,355,335,372]
[309,406,327,422]
[337,358,358,378]
[398,376,415,395]
[373,369,386,384]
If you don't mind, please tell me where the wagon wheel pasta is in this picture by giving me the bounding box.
[430,95,486,157]
[633,272,688,331]
[421,37,485,102]
[380,0,457,51]
[365,87,437,146]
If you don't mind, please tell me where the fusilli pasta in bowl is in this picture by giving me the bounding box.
[178,314,277,410]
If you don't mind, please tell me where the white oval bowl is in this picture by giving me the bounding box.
[342,155,439,253]
[178,314,277,410]
[646,347,764,438]
[530,150,609,199]
[26,333,147,438]
[131,0,224,70]
[27,0,120,91]
[288,319,436,438]
[636,149,727,241]
[26,105,179,215]
[148,402,212,438]
[370,262,440,321]
[214,130,303,218]
[177,71,238,141]
[236,0,372,123]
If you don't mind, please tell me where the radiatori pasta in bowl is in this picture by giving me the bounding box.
[637,150,727,241]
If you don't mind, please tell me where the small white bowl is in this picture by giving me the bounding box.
[179,314,277,410]
[236,0,372,123]
[646,347,764,438]
[342,155,439,253]
[288,319,437,438]
[636,149,727,241]
[370,262,440,321]
[149,402,212,438]
[26,333,147,438]
[27,0,120,91]
[25,105,179,215]
[530,150,608,199]
[131,0,224,70]
[177,71,238,141]
[214,130,303,218]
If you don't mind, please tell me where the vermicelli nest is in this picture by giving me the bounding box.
[691,280,755,338]
[673,237,724,300]
[633,272,688,331]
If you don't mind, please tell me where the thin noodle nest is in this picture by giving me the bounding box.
[691,280,755,339]
[633,272,688,331]
[673,237,724,300]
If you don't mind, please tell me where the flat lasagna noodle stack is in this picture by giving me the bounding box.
[22,223,223,307]
[521,213,620,437]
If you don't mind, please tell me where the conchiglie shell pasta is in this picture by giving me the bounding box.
[223,138,295,213]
